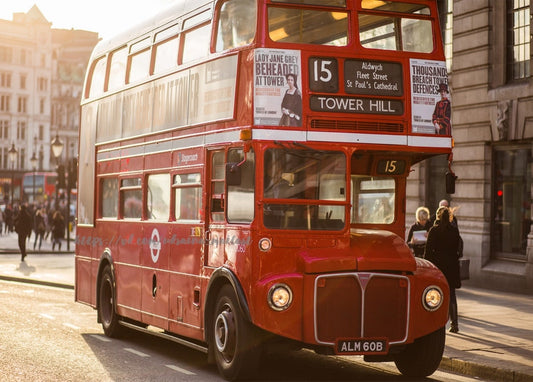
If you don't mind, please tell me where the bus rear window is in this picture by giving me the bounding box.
[268,7,348,46]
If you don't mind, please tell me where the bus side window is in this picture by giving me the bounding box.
[147,174,171,221]
[107,47,127,92]
[216,0,257,52]
[174,173,202,221]
[101,177,118,218]
[86,56,106,99]
[227,148,255,223]
[127,38,151,84]
[182,23,211,63]
[210,152,225,222]
[153,36,180,74]
[120,178,142,219]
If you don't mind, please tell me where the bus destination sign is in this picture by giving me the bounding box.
[310,95,403,115]
[344,60,403,97]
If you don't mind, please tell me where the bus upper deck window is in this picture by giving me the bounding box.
[87,56,106,99]
[107,47,127,91]
[182,23,211,63]
[268,7,348,46]
[216,0,257,52]
[359,1,433,53]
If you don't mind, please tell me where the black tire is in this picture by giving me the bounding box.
[394,326,445,377]
[98,265,123,338]
[212,285,262,381]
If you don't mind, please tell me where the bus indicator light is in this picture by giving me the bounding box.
[240,129,252,140]
[259,238,272,251]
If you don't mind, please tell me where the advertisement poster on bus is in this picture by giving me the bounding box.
[254,48,302,127]
[410,59,451,135]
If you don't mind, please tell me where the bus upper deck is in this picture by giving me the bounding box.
[82,0,451,152]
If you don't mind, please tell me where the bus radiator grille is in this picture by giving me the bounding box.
[315,274,409,344]
[310,119,404,133]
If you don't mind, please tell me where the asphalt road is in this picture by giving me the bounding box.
[1,279,488,382]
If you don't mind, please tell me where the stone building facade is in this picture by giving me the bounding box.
[0,5,98,203]
[408,0,533,295]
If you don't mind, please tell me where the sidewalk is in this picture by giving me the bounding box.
[0,232,532,381]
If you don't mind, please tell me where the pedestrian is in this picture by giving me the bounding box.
[4,204,13,233]
[406,206,431,258]
[14,204,32,262]
[424,206,462,333]
[429,199,458,227]
[51,210,65,251]
[33,207,46,251]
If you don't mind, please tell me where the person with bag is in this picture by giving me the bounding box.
[406,206,431,258]
[14,204,32,262]
[424,206,462,333]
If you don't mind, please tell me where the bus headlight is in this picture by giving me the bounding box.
[268,284,292,311]
[422,286,443,311]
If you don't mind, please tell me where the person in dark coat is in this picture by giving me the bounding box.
[424,206,462,333]
[14,204,32,261]
[406,206,431,258]
[51,210,65,252]
[33,207,47,251]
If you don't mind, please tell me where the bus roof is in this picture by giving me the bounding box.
[90,0,209,59]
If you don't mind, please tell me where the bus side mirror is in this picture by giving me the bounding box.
[226,163,242,186]
[446,172,457,194]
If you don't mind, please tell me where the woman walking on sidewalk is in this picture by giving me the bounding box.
[424,206,462,333]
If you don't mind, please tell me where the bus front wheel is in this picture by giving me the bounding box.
[98,265,123,338]
[393,326,445,377]
[212,285,261,380]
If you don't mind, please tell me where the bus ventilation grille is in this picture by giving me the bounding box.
[311,119,404,133]
[315,274,408,344]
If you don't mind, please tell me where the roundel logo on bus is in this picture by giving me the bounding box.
[150,228,162,263]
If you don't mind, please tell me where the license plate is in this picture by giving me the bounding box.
[335,338,388,355]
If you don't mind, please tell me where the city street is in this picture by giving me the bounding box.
[0,279,484,382]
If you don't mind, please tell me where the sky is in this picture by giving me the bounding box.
[0,0,178,40]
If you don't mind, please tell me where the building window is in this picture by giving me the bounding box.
[0,72,11,88]
[20,75,26,89]
[38,77,48,91]
[0,120,9,139]
[507,0,531,80]
[492,145,532,258]
[0,95,10,112]
[18,97,27,113]
[17,121,26,140]
[0,46,13,63]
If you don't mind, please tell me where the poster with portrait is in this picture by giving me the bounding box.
[410,59,451,135]
[254,48,302,127]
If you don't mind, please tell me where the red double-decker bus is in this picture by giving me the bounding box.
[76,0,454,379]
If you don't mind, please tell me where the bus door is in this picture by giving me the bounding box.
[141,173,172,330]
[168,169,204,333]
[206,150,227,268]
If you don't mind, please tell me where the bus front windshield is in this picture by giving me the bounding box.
[263,148,346,230]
